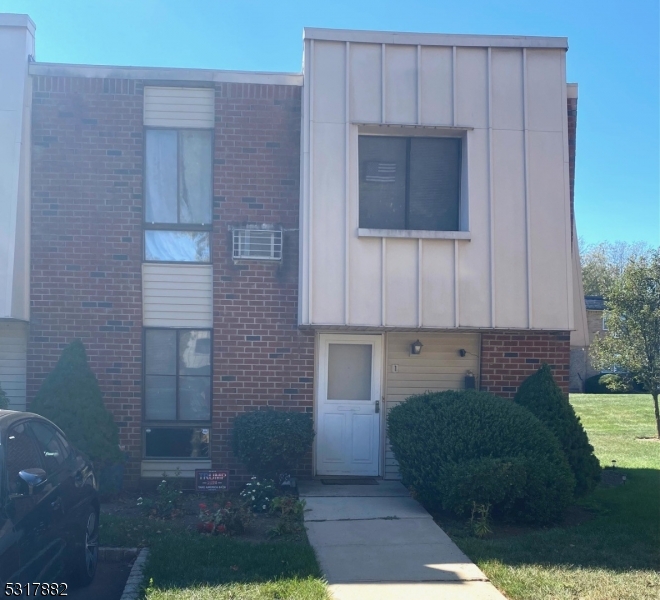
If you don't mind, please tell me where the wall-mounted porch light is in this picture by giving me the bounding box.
[411,340,423,355]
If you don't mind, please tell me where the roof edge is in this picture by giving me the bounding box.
[303,27,568,49]
[28,62,303,86]
[0,13,36,35]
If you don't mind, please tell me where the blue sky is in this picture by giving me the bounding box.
[3,0,658,246]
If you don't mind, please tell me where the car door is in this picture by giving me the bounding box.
[28,420,71,581]
[3,421,56,584]
[0,442,20,586]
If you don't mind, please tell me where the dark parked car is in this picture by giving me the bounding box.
[0,410,99,588]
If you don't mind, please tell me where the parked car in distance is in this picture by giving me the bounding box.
[0,410,99,588]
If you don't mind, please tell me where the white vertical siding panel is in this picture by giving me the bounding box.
[492,129,528,327]
[455,48,488,128]
[143,87,215,128]
[421,242,455,327]
[0,320,27,411]
[457,128,490,326]
[528,131,570,328]
[384,45,417,124]
[142,264,212,328]
[311,122,345,324]
[420,46,453,125]
[384,332,480,479]
[491,49,524,130]
[313,41,346,124]
[385,240,417,327]
[349,43,382,123]
[526,50,564,132]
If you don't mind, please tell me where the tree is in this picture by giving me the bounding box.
[514,364,601,496]
[30,340,124,464]
[580,239,651,297]
[591,250,660,438]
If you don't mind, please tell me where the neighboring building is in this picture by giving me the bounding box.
[570,295,607,391]
[0,14,588,486]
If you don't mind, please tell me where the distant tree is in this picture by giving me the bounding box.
[591,250,660,438]
[580,240,651,297]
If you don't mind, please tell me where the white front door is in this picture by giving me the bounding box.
[316,334,382,476]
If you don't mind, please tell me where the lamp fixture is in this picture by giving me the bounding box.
[458,349,467,357]
[411,340,423,355]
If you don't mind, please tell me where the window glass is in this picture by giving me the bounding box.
[55,432,71,460]
[359,136,407,229]
[327,343,373,401]
[358,135,462,231]
[145,375,177,420]
[408,138,461,231]
[179,131,212,224]
[145,130,178,224]
[179,330,211,376]
[5,423,43,494]
[145,427,210,458]
[179,376,211,421]
[146,330,177,375]
[29,421,66,474]
[144,230,210,262]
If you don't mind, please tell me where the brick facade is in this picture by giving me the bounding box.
[479,331,571,398]
[28,77,313,487]
[28,76,145,486]
[209,83,314,481]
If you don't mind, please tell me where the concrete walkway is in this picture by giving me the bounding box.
[299,480,506,600]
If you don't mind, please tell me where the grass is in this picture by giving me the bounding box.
[447,393,660,600]
[100,512,327,600]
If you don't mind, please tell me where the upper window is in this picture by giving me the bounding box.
[144,129,213,262]
[358,135,462,232]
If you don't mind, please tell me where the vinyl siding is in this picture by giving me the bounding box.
[0,320,27,410]
[142,264,213,328]
[141,459,212,478]
[144,87,215,128]
[384,332,480,479]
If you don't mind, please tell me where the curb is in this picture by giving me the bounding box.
[99,547,139,562]
[119,547,149,600]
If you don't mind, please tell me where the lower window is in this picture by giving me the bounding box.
[143,328,212,458]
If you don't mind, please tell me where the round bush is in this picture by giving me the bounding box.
[515,365,601,497]
[233,410,314,480]
[387,390,575,525]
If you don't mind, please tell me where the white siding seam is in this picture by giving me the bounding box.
[416,45,422,125]
[381,238,387,326]
[487,48,495,327]
[452,47,457,127]
[454,240,460,327]
[522,48,533,328]
[560,55,574,330]
[381,44,386,123]
[308,40,315,324]
[345,41,351,326]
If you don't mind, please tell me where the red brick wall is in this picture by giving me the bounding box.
[28,77,313,487]
[209,83,314,482]
[28,76,145,485]
[480,331,571,398]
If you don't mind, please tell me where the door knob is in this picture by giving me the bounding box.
[375,400,380,414]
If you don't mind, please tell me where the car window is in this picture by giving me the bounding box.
[55,431,71,461]
[29,421,66,474]
[5,423,44,494]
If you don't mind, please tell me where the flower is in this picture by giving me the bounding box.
[262,505,267,510]
[199,503,207,510]
[216,524,226,534]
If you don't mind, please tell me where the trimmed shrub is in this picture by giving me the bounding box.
[514,364,601,497]
[233,410,314,480]
[0,382,8,409]
[387,390,575,525]
[585,374,617,394]
[30,340,123,466]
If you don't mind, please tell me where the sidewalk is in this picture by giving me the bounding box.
[299,480,506,600]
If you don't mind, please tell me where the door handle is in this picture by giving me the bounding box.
[51,498,62,512]
[375,400,380,414]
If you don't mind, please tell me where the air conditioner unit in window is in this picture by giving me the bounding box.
[232,228,283,261]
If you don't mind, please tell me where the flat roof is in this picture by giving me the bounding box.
[303,27,568,49]
[28,62,303,86]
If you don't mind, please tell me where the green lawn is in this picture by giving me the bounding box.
[449,394,660,600]
[100,514,327,600]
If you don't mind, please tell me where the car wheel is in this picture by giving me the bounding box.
[71,507,99,587]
